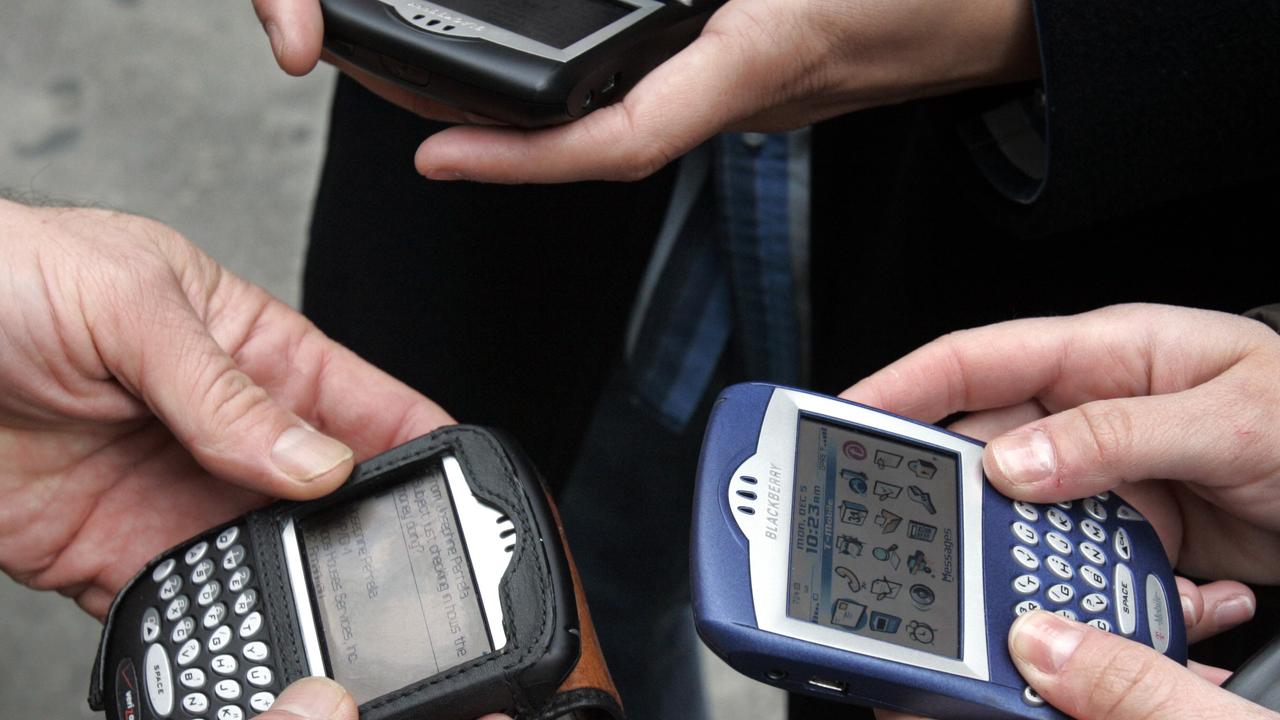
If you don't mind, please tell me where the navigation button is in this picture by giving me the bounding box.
[1080,519,1107,544]
[1115,564,1137,635]
[1045,531,1073,556]
[1080,541,1107,566]
[141,607,161,643]
[1047,583,1075,604]
[1012,522,1039,546]
[1114,528,1133,561]
[1012,546,1039,570]
[1046,508,1072,533]
[1082,593,1109,613]
[1013,574,1041,595]
[1083,498,1108,521]
[1146,574,1172,653]
[144,643,175,718]
[1046,555,1073,580]
[1013,501,1039,522]
[1022,686,1045,707]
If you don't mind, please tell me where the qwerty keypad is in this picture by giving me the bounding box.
[138,525,278,719]
[1005,496,1168,706]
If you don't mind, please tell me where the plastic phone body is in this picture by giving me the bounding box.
[320,0,720,127]
[692,384,1187,719]
[90,427,582,720]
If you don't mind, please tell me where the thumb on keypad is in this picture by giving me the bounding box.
[1009,611,1276,719]
[256,678,357,720]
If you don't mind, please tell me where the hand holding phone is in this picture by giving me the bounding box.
[692,383,1187,718]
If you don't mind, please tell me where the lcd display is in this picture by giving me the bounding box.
[787,416,962,659]
[441,0,633,49]
[301,465,492,704]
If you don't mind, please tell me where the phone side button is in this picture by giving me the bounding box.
[1114,563,1137,635]
[144,643,175,717]
[1022,686,1045,707]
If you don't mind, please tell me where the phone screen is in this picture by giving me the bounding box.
[443,0,633,49]
[300,465,493,704]
[786,416,962,659]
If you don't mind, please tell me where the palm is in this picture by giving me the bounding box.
[0,214,451,617]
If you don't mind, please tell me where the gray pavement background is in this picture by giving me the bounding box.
[0,2,782,718]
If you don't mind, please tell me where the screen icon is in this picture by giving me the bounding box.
[908,459,937,479]
[841,501,868,526]
[873,481,903,501]
[874,450,903,469]
[909,583,935,609]
[843,441,867,461]
[835,567,864,594]
[873,544,902,570]
[870,576,902,601]
[907,521,937,542]
[869,611,902,634]
[836,535,865,556]
[875,509,902,534]
[842,469,869,495]
[907,550,933,576]
[907,486,937,515]
[832,599,868,630]
[907,620,936,645]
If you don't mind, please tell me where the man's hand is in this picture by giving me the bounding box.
[843,303,1280,585]
[250,0,1039,183]
[0,200,453,617]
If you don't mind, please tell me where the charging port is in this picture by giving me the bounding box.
[807,677,848,695]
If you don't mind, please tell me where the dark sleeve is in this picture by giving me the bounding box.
[1245,304,1280,333]
[963,1,1280,224]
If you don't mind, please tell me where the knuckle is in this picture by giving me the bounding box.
[1083,643,1176,720]
[197,362,273,445]
[1074,402,1135,470]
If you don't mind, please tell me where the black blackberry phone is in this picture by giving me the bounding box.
[321,0,721,126]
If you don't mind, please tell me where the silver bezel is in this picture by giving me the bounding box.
[377,0,665,62]
[282,453,515,680]
[732,388,990,680]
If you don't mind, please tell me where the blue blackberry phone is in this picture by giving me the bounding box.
[691,383,1187,719]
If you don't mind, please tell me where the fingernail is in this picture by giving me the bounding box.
[1010,611,1085,675]
[991,428,1056,486]
[265,22,285,62]
[270,677,349,720]
[272,426,353,482]
[1214,595,1255,627]
[1180,594,1196,624]
[423,168,466,181]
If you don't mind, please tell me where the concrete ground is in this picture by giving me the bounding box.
[0,3,783,718]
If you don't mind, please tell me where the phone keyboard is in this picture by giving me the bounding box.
[137,525,281,720]
[1003,493,1172,707]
